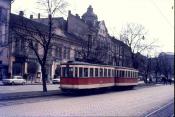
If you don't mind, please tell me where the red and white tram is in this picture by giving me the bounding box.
[60,61,138,91]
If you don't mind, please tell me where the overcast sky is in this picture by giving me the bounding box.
[11,0,174,55]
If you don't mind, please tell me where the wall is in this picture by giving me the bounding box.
[67,13,89,39]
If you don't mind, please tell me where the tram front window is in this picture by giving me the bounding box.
[62,67,73,78]
[75,67,78,77]
[62,67,67,77]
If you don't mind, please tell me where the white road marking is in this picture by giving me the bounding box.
[145,101,174,117]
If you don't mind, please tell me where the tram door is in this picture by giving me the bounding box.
[55,65,61,78]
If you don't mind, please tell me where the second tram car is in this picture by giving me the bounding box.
[60,61,138,91]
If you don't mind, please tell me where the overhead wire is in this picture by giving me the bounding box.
[149,0,174,30]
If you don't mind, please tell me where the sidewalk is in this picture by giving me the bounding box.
[0,90,61,101]
[0,81,52,86]
[0,82,60,101]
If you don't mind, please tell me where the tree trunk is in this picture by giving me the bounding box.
[41,66,47,92]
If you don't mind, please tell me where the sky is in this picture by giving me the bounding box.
[11,0,174,55]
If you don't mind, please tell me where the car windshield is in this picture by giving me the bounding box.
[53,77,60,79]
[12,76,22,79]
[54,78,60,79]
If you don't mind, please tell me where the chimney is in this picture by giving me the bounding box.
[19,11,24,16]
[68,10,71,15]
[30,15,33,19]
[76,14,80,18]
[38,13,40,19]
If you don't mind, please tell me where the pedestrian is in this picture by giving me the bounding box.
[31,75,34,84]
[162,77,167,85]
[168,78,172,85]
[149,77,152,84]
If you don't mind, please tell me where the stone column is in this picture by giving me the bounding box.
[51,62,56,80]
[24,62,28,74]
[37,63,42,82]
[8,57,14,77]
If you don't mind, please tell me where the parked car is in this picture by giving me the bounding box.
[171,78,174,83]
[2,76,26,85]
[52,77,60,84]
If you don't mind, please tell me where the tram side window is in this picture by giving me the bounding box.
[115,70,117,77]
[115,70,119,77]
[124,71,127,78]
[108,69,111,77]
[104,69,107,77]
[84,68,88,77]
[68,67,73,77]
[136,72,138,78]
[100,68,103,77]
[112,70,115,77]
[132,71,134,78]
[75,67,78,77]
[127,71,129,78]
[128,71,131,78]
[95,68,98,77]
[121,71,124,78]
[79,67,83,77]
[118,71,121,77]
[90,68,94,77]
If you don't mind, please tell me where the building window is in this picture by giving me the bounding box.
[0,7,8,24]
[63,47,67,59]
[56,46,62,59]
[67,47,70,59]
[0,29,2,44]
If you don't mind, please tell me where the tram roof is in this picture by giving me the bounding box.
[61,61,137,71]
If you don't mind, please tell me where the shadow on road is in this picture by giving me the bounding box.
[60,86,135,97]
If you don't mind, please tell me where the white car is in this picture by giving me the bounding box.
[52,78,60,84]
[2,76,26,85]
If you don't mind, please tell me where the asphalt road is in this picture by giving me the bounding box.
[0,85,174,117]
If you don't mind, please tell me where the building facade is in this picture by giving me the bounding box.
[0,0,12,80]
[0,4,132,81]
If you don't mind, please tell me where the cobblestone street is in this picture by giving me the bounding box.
[0,85,174,117]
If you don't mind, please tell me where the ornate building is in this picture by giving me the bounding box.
[0,0,12,80]
[1,5,132,81]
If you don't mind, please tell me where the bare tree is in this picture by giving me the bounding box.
[76,34,110,64]
[33,0,67,92]
[10,0,68,92]
[159,54,172,80]
[119,23,156,68]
